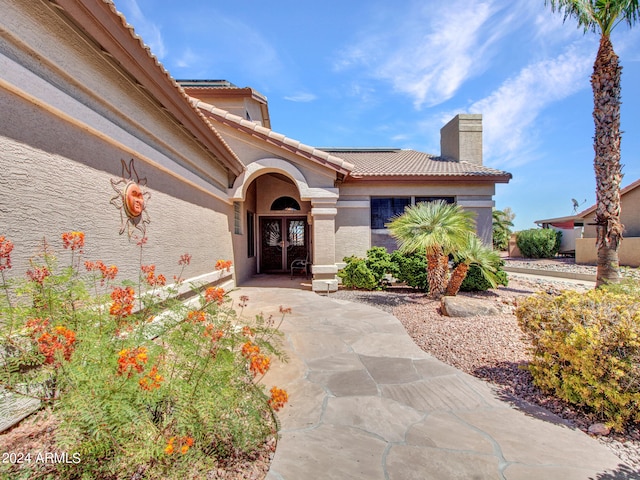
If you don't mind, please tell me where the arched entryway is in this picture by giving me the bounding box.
[229,158,340,292]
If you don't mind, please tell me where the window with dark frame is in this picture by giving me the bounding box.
[247,211,255,258]
[370,197,411,229]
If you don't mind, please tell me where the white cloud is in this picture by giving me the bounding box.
[469,43,594,168]
[175,48,200,69]
[117,0,167,59]
[284,92,317,103]
[334,0,536,108]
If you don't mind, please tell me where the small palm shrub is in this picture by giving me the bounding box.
[516,286,640,431]
[516,228,562,258]
[460,263,508,292]
[0,233,289,479]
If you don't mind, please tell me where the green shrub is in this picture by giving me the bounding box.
[390,251,429,291]
[365,247,398,287]
[338,256,378,290]
[516,288,640,431]
[516,228,562,258]
[460,262,509,292]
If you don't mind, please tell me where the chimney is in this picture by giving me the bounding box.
[440,114,482,165]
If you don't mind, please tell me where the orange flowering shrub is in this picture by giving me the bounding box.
[117,347,148,377]
[85,260,118,284]
[141,264,166,286]
[187,310,206,323]
[268,387,289,411]
[0,232,289,478]
[204,286,225,305]
[61,231,85,251]
[139,365,163,391]
[215,259,233,272]
[0,235,13,271]
[164,436,194,455]
[110,286,135,318]
[37,326,76,366]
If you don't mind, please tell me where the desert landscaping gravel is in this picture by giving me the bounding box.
[330,266,640,472]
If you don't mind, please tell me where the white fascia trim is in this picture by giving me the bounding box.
[336,200,370,208]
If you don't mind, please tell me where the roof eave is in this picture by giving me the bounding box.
[344,173,512,183]
[51,0,244,177]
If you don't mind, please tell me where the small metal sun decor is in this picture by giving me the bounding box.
[110,159,150,240]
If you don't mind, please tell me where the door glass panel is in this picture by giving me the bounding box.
[261,219,283,271]
[286,219,307,270]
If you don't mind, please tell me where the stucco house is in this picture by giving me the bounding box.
[534,178,640,267]
[1,0,511,293]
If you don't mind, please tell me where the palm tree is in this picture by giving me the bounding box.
[386,201,475,298]
[546,0,639,286]
[446,234,502,296]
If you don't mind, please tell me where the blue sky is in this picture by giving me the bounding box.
[113,0,640,231]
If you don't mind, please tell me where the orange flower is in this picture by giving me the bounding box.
[215,259,233,272]
[242,326,254,337]
[141,265,166,286]
[279,305,292,315]
[241,341,260,359]
[0,236,14,271]
[37,326,76,366]
[110,286,135,317]
[164,436,193,455]
[25,317,50,337]
[204,325,224,342]
[27,266,51,285]
[117,347,148,377]
[178,253,191,266]
[61,231,85,251]
[268,387,289,411]
[186,310,206,323]
[249,354,270,376]
[204,287,225,305]
[87,261,119,284]
[139,365,163,391]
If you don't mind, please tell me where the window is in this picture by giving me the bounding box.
[271,196,301,211]
[415,196,455,205]
[234,202,242,234]
[247,211,255,257]
[370,197,411,229]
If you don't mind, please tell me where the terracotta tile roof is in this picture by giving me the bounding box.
[192,99,355,175]
[320,149,512,181]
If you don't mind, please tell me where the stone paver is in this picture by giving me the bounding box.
[229,286,636,480]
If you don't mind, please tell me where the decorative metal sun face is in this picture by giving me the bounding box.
[110,159,150,240]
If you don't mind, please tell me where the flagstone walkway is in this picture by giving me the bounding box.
[229,286,636,480]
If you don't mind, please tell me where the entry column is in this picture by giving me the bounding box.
[310,199,339,293]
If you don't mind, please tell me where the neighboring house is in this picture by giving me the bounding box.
[534,178,640,267]
[1,0,512,294]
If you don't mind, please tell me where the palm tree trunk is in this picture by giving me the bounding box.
[445,262,469,296]
[426,250,448,298]
[592,35,623,287]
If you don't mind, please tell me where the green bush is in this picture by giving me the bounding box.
[365,247,398,287]
[516,288,640,431]
[338,256,378,290]
[460,262,509,292]
[516,228,562,258]
[390,251,429,291]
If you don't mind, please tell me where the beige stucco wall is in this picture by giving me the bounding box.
[1,0,235,284]
[578,187,640,239]
[576,237,640,267]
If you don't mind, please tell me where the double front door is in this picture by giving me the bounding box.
[260,217,308,272]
